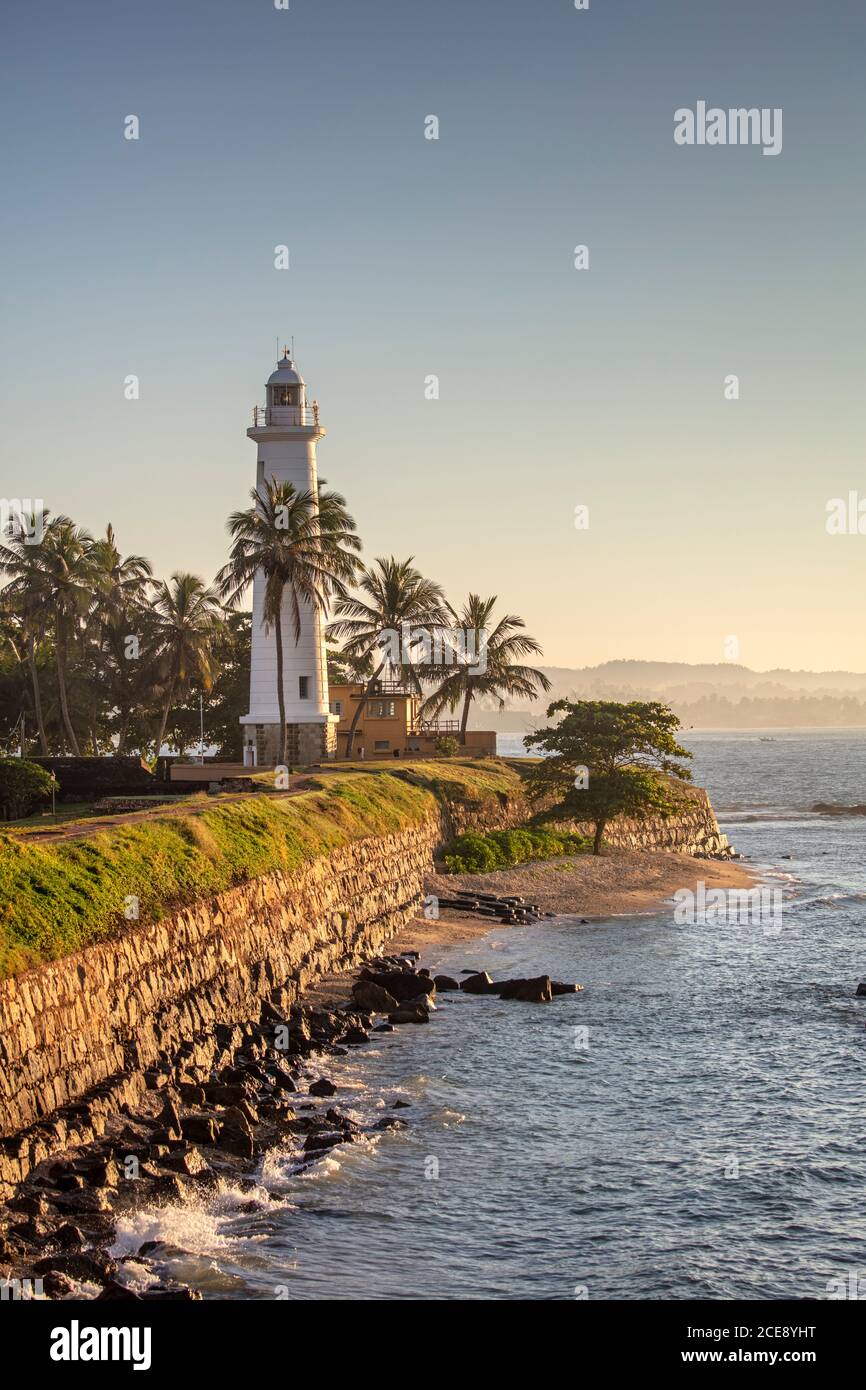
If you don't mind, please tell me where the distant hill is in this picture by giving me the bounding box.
[468,661,866,732]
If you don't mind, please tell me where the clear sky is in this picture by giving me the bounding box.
[1,0,864,671]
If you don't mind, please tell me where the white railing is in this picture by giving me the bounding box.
[251,405,320,428]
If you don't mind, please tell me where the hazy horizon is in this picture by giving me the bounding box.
[476,658,866,731]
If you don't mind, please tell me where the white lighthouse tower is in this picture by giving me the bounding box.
[239,349,338,766]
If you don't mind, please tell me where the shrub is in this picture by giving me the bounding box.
[0,758,54,822]
[442,824,591,873]
[443,831,500,873]
[434,736,460,757]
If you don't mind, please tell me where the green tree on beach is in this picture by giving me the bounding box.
[525,699,692,854]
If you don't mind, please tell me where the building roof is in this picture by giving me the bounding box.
[266,351,304,387]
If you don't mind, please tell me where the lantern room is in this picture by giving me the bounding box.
[266,348,306,409]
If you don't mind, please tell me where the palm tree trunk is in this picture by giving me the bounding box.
[459,688,472,746]
[27,634,49,754]
[55,622,80,755]
[274,609,288,766]
[154,676,176,760]
[344,659,386,758]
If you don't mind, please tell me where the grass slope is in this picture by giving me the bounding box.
[0,760,524,979]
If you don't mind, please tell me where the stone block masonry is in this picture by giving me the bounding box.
[587,788,732,858]
[0,811,441,1196]
[0,777,731,1197]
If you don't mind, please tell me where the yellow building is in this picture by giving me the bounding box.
[328,681,497,760]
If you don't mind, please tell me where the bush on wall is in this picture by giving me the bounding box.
[0,758,54,822]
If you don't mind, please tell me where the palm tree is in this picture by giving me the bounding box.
[87,525,153,753]
[89,525,152,626]
[40,517,98,755]
[0,506,53,753]
[149,573,224,758]
[0,597,27,753]
[1,513,95,754]
[420,593,552,745]
[217,477,361,766]
[327,556,450,758]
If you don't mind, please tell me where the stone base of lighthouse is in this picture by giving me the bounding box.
[242,715,337,768]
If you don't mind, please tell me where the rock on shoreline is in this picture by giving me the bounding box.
[0,949,581,1300]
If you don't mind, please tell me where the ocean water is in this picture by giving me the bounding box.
[113,730,866,1300]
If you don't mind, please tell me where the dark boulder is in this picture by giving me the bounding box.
[340,1026,370,1046]
[161,1146,211,1178]
[140,1285,202,1300]
[147,1173,186,1202]
[42,1270,77,1299]
[304,1131,342,1154]
[7,1194,52,1218]
[203,1082,253,1106]
[495,975,554,1003]
[98,1279,143,1300]
[218,1130,255,1161]
[180,1115,219,1145]
[35,1249,117,1284]
[388,1002,430,1025]
[75,1156,120,1189]
[268,1068,297,1093]
[460,971,495,995]
[325,1108,363,1135]
[177,1083,207,1106]
[352,979,400,1012]
[433,975,461,991]
[362,970,436,1002]
[308,1077,337,1097]
[53,1224,85,1250]
[9,1217,51,1246]
[156,1100,182,1139]
[49,1187,113,1215]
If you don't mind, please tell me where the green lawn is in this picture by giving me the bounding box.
[0,759,525,979]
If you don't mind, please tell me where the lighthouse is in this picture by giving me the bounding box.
[239,350,338,766]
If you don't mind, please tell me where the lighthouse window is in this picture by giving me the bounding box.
[269,385,301,407]
[299,676,309,699]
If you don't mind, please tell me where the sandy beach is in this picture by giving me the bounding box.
[389,849,756,953]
